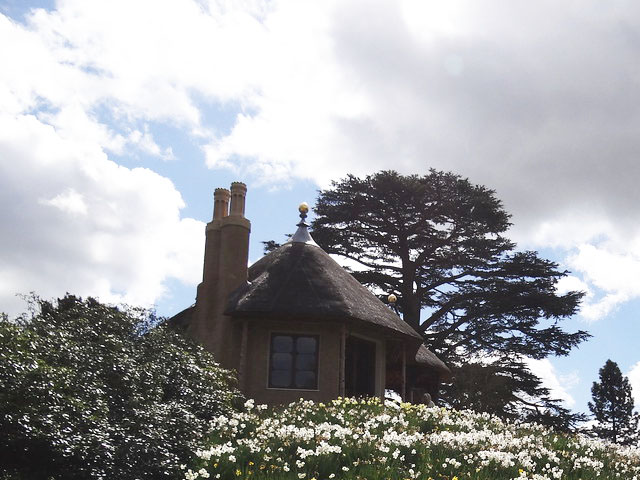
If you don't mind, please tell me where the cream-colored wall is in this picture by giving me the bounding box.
[242,319,396,405]
[243,319,342,405]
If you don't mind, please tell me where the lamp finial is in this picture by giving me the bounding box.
[298,202,309,219]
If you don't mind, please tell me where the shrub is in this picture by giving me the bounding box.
[0,295,242,480]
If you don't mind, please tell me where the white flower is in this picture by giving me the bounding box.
[184,469,199,480]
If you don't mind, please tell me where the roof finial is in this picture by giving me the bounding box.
[290,201,318,245]
[298,202,309,225]
[387,293,399,314]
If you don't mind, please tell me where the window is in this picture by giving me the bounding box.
[268,334,319,390]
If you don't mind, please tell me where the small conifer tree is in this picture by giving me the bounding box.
[588,359,639,445]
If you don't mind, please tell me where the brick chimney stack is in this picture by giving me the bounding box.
[190,182,250,369]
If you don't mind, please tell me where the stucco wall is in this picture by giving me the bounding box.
[241,319,394,405]
[242,319,342,405]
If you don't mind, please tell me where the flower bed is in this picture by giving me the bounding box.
[185,397,640,480]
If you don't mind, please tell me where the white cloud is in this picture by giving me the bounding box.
[197,2,640,326]
[564,244,640,321]
[0,112,203,316]
[4,0,640,321]
[22,0,272,124]
[40,188,88,216]
[627,361,640,409]
[555,275,591,298]
[526,358,578,408]
[127,127,175,161]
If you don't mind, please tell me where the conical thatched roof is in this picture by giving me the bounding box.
[225,241,423,342]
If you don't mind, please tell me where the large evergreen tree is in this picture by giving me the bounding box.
[308,170,589,421]
[588,359,639,445]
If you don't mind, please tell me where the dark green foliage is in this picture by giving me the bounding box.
[311,170,589,422]
[0,294,242,480]
[262,239,282,254]
[444,361,586,431]
[588,359,639,445]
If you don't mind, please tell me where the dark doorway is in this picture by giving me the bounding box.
[345,336,376,397]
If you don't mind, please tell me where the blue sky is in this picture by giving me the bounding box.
[2,0,640,417]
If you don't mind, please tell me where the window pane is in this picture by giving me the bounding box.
[270,334,319,390]
[270,369,292,388]
[272,335,293,353]
[296,336,316,354]
[295,353,315,371]
[295,370,316,389]
[272,352,293,371]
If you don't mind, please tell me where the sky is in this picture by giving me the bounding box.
[2,0,640,417]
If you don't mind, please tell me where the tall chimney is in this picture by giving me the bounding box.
[216,183,250,366]
[190,182,251,370]
[200,188,229,288]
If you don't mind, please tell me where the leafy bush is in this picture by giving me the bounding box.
[0,295,242,480]
[188,397,640,480]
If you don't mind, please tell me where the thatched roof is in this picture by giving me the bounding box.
[168,218,450,379]
[412,344,452,380]
[225,241,423,342]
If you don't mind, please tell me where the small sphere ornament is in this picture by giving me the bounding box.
[299,202,309,214]
[388,293,397,304]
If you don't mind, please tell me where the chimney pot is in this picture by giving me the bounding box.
[229,182,247,217]
[213,188,231,220]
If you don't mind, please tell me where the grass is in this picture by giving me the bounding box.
[184,397,640,480]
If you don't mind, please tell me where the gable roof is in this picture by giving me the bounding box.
[225,241,423,342]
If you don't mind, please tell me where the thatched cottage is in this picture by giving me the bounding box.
[170,182,450,405]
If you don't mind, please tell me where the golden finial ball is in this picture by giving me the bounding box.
[298,202,309,214]
[388,293,397,304]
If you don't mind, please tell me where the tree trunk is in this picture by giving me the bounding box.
[401,264,421,330]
